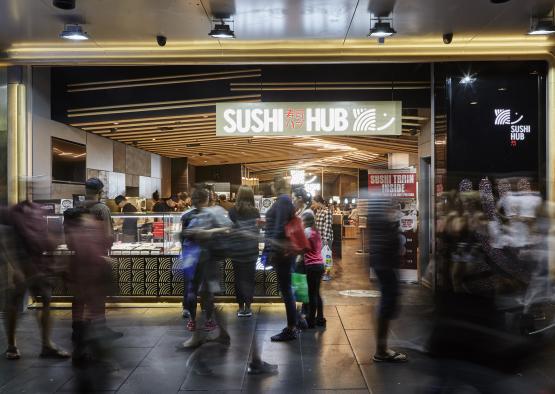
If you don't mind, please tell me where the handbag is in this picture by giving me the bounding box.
[291,272,309,303]
[285,216,310,255]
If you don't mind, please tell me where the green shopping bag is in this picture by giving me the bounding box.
[291,272,309,303]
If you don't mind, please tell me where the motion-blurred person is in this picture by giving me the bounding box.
[84,178,113,238]
[228,185,260,317]
[218,194,234,211]
[114,195,137,242]
[293,187,313,217]
[0,201,70,360]
[181,186,232,348]
[367,193,407,363]
[64,206,121,366]
[313,195,333,282]
[177,192,191,211]
[301,211,326,328]
[265,177,298,341]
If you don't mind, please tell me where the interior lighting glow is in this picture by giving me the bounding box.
[209,21,235,39]
[528,20,555,35]
[59,24,89,41]
[460,74,476,84]
[369,22,397,38]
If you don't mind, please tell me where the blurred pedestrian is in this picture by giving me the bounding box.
[0,201,70,360]
[181,186,232,348]
[265,177,298,341]
[228,185,260,317]
[218,194,234,211]
[367,193,407,363]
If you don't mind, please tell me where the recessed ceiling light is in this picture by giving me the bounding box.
[460,74,476,84]
[209,20,235,39]
[152,138,156,141]
[113,122,119,125]
[60,24,89,40]
[498,87,507,91]
[470,101,478,105]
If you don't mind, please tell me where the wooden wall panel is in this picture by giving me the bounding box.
[171,158,188,195]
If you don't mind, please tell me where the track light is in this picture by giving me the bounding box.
[369,22,396,38]
[209,19,235,39]
[60,24,89,40]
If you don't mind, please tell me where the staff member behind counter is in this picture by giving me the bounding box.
[115,195,138,242]
[153,195,179,212]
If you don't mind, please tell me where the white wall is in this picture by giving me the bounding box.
[151,153,161,179]
[87,132,114,172]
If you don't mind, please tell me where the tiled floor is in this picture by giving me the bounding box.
[0,240,553,393]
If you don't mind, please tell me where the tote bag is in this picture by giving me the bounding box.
[291,272,309,303]
[285,216,310,255]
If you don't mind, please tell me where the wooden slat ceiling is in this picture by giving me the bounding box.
[63,65,428,176]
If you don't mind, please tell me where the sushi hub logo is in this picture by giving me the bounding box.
[493,109,531,147]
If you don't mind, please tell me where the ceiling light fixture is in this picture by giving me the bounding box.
[460,74,476,85]
[60,24,89,40]
[209,19,235,39]
[368,14,396,43]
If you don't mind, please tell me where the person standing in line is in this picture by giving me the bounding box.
[265,178,298,341]
[228,185,260,317]
[313,196,333,283]
[367,192,407,363]
[301,211,326,328]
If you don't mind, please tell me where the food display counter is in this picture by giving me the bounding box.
[44,212,279,299]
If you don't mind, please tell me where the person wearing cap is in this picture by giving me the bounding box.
[85,177,113,239]
[114,195,138,242]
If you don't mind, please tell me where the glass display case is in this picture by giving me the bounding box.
[46,212,183,256]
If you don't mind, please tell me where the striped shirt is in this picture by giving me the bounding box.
[315,206,333,244]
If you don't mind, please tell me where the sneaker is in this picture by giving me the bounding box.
[238,308,253,317]
[248,361,279,375]
[182,309,191,319]
[203,319,218,332]
[316,318,327,327]
[187,320,196,332]
[271,327,298,342]
[182,331,205,349]
[322,274,332,281]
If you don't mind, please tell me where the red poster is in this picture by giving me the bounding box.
[368,171,417,198]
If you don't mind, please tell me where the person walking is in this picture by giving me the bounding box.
[265,178,298,341]
[228,185,260,317]
[367,192,407,363]
[301,211,326,328]
[1,201,70,360]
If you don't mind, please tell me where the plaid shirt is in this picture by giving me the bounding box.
[315,207,333,244]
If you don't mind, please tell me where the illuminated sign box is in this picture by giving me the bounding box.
[216,101,402,137]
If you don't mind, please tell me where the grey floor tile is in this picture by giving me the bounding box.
[242,362,304,394]
[117,365,187,394]
[111,325,168,348]
[58,347,151,392]
[336,306,376,330]
[345,329,375,365]
[0,366,74,394]
[302,345,367,390]
[300,317,349,346]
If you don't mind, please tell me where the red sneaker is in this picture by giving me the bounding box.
[187,320,196,332]
[203,319,218,332]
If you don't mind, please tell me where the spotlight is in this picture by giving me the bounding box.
[460,74,476,85]
[369,21,396,38]
[443,32,453,44]
[53,0,75,9]
[156,35,167,46]
[528,19,555,35]
[59,24,89,40]
[209,20,235,39]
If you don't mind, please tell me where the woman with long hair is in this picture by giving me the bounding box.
[228,185,261,317]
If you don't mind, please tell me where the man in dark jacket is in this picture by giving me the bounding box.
[367,192,407,363]
[265,177,298,341]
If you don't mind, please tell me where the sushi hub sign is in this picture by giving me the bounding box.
[216,101,402,137]
[368,169,417,199]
